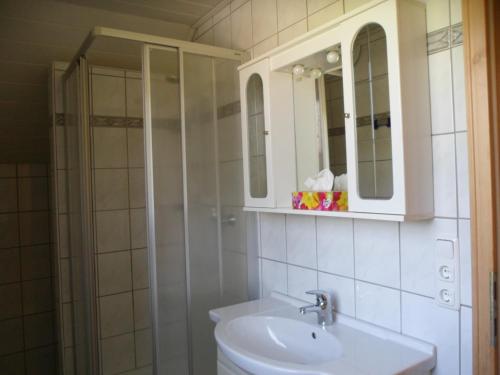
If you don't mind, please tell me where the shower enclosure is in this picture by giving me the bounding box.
[58,28,257,375]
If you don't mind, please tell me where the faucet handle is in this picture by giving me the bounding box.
[305,290,331,308]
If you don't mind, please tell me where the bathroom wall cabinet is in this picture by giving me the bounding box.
[239,0,432,221]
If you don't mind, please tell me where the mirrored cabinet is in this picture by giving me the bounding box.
[239,0,432,220]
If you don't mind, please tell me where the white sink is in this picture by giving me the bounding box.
[211,293,436,375]
[216,315,342,369]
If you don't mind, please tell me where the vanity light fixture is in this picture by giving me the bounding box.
[292,64,305,77]
[326,50,341,64]
[310,68,322,79]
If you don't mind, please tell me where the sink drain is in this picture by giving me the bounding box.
[311,332,317,339]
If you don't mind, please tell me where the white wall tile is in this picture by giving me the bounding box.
[402,292,459,375]
[231,1,253,50]
[287,264,317,302]
[0,178,18,213]
[400,219,457,297]
[253,34,278,57]
[93,127,127,169]
[277,0,306,31]
[317,217,354,277]
[19,211,49,246]
[231,0,249,12]
[0,213,19,249]
[126,77,142,118]
[355,281,400,332]
[429,50,454,134]
[260,213,286,261]
[425,0,450,32]
[130,208,146,249]
[307,1,343,30]
[132,248,149,290]
[129,168,145,209]
[452,46,467,132]
[96,210,130,252]
[133,289,151,330]
[278,19,307,45]
[91,74,126,117]
[432,134,458,217]
[219,160,244,206]
[101,333,135,375]
[450,0,462,24]
[17,177,48,212]
[214,17,232,48]
[354,220,400,288]
[459,219,471,306]
[460,306,472,375]
[214,5,230,24]
[99,292,133,338]
[318,272,355,317]
[456,132,470,218]
[307,0,337,15]
[135,328,153,367]
[0,248,20,284]
[251,0,278,43]
[22,278,52,314]
[127,128,145,168]
[24,312,54,349]
[286,215,316,268]
[261,259,287,296]
[98,251,132,296]
[344,0,371,12]
[94,169,129,211]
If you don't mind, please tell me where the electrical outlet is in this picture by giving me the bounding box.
[435,238,460,310]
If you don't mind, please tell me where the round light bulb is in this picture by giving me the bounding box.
[292,64,305,76]
[326,50,340,64]
[310,68,322,79]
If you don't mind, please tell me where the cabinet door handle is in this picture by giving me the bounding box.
[344,113,351,119]
[264,130,270,135]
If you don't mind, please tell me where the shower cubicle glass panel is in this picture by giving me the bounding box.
[144,46,247,375]
[144,46,190,374]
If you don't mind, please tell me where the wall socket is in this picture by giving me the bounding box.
[435,238,460,310]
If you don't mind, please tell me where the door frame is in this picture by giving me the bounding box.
[462,0,499,373]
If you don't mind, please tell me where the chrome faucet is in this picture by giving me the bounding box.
[299,290,334,326]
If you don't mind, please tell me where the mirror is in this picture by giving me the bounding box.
[291,43,347,191]
[353,23,393,199]
[246,74,268,198]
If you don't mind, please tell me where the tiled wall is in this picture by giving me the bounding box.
[0,163,57,375]
[90,67,152,375]
[193,1,471,374]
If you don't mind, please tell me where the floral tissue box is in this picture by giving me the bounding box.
[292,191,348,211]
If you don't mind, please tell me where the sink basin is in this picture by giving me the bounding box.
[211,294,436,375]
[215,315,342,374]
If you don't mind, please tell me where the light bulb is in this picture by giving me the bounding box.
[326,50,340,64]
[292,64,305,76]
[310,68,322,79]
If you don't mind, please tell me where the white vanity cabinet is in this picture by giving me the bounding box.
[239,0,432,220]
[240,58,296,208]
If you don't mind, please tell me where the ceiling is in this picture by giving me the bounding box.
[54,0,221,26]
[0,0,215,162]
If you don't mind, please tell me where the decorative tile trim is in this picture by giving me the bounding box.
[427,23,463,55]
[217,100,241,119]
[451,23,463,47]
[55,113,65,127]
[91,115,128,128]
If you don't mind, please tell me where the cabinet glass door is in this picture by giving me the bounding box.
[352,23,393,199]
[246,74,268,198]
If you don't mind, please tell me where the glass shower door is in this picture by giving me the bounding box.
[143,46,190,374]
